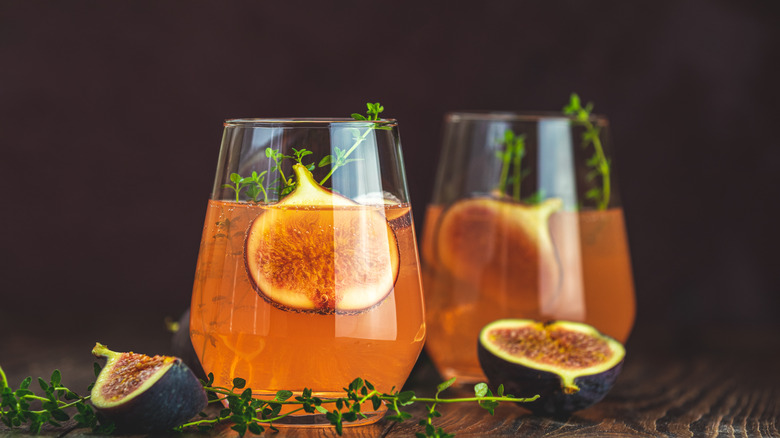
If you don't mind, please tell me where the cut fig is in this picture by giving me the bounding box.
[435,197,562,312]
[244,163,400,314]
[90,343,207,433]
[477,319,624,416]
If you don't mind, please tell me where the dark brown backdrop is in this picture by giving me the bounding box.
[1,0,779,342]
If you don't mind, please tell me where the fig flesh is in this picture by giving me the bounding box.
[435,197,562,313]
[244,163,400,314]
[90,343,207,433]
[477,319,624,416]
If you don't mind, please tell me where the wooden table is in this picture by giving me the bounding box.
[2,321,778,437]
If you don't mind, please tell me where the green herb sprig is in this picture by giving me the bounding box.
[563,93,611,210]
[318,101,390,185]
[265,147,315,197]
[179,374,537,437]
[223,171,269,203]
[225,102,391,201]
[1,365,538,437]
[495,129,527,201]
[0,365,114,435]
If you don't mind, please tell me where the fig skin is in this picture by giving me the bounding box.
[91,343,208,433]
[477,319,624,416]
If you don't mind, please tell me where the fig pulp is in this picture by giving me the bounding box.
[90,343,207,433]
[244,163,400,314]
[435,197,562,313]
[478,319,624,416]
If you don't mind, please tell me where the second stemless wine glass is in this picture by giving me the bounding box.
[421,112,635,383]
[190,118,426,426]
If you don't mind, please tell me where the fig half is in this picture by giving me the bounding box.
[244,163,400,314]
[90,343,207,433]
[477,319,624,416]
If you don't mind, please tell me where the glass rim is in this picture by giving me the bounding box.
[223,118,398,127]
[445,111,609,125]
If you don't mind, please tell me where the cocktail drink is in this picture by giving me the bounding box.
[190,116,425,425]
[422,103,635,383]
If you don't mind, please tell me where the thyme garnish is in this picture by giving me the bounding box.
[563,93,611,210]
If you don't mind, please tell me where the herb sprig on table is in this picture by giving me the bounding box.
[0,365,114,434]
[1,365,537,437]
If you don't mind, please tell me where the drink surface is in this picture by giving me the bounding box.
[422,203,635,382]
[190,200,425,401]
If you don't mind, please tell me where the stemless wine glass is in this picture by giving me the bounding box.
[190,118,426,426]
[421,111,635,383]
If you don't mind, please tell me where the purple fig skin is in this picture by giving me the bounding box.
[92,346,208,433]
[477,319,625,417]
[478,342,623,416]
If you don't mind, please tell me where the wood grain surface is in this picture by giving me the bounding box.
[2,323,778,437]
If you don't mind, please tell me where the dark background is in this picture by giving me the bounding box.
[1,0,779,347]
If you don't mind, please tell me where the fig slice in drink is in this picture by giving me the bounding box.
[244,164,400,314]
[435,196,563,310]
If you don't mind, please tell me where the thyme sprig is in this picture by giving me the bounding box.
[1,365,538,437]
[181,374,538,437]
[563,93,611,210]
[224,102,390,202]
[0,365,114,434]
[318,101,390,185]
[223,171,268,202]
[495,129,527,201]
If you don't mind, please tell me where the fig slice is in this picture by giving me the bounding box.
[90,343,207,433]
[478,319,625,416]
[434,197,562,312]
[244,163,400,314]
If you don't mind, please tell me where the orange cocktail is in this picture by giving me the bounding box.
[189,116,425,425]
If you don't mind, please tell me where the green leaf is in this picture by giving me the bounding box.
[315,405,328,414]
[51,409,69,422]
[352,113,367,121]
[586,188,601,200]
[396,390,415,405]
[247,422,264,435]
[436,377,457,394]
[318,155,332,167]
[474,382,489,397]
[233,377,247,389]
[274,390,293,401]
[20,377,31,390]
[50,370,61,388]
[231,423,247,437]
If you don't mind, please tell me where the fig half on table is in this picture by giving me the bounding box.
[90,343,207,433]
[478,319,625,416]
